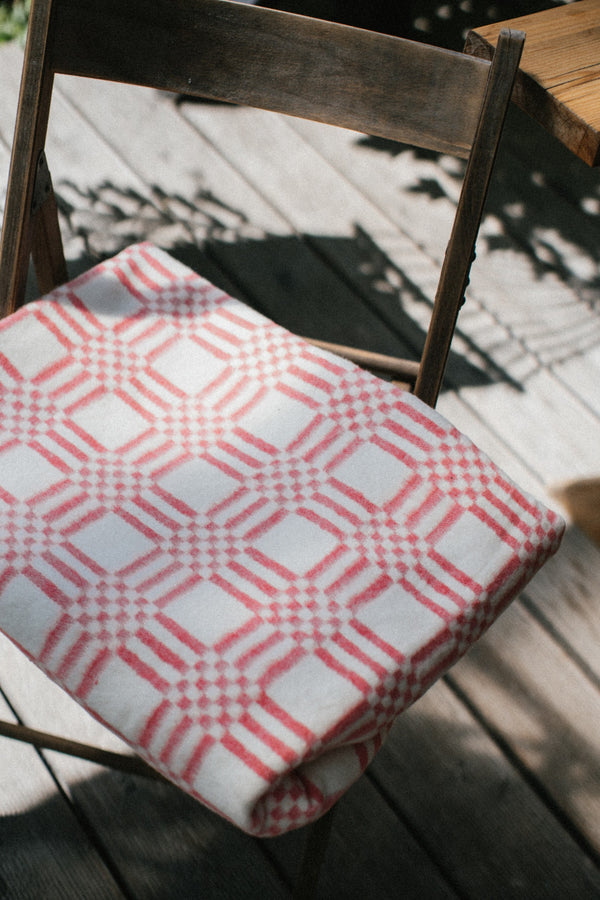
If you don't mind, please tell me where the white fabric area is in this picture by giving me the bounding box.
[0,243,564,835]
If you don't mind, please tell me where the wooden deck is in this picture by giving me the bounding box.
[1,24,600,897]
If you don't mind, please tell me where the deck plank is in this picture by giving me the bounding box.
[0,689,127,900]
[370,680,600,897]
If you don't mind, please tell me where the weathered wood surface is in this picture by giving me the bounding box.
[1,35,600,897]
[51,0,492,157]
[465,0,600,166]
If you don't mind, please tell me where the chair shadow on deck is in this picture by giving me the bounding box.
[50,178,520,396]
[2,671,599,899]
[357,102,600,380]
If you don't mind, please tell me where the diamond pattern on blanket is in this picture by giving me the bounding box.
[0,243,564,837]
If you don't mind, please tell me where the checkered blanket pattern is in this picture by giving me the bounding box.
[0,243,563,835]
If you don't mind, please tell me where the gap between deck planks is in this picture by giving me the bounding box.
[1,40,600,897]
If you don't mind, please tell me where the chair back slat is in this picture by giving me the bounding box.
[50,0,491,158]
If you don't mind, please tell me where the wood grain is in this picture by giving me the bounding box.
[51,0,491,158]
[465,0,600,166]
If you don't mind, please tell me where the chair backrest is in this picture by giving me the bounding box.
[0,0,524,407]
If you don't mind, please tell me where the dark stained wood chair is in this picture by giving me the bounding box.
[0,2,536,896]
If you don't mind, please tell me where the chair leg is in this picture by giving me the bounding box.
[292,806,336,900]
[0,718,167,780]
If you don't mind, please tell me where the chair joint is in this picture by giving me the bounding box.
[31,150,53,216]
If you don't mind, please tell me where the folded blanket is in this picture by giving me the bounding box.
[0,243,563,835]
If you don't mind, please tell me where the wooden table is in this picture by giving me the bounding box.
[465,0,600,167]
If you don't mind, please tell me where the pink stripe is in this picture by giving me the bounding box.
[404,483,444,530]
[348,563,393,611]
[305,542,348,582]
[315,646,371,694]
[393,401,447,439]
[23,563,75,604]
[51,298,95,341]
[0,353,22,381]
[43,490,90,524]
[220,733,276,783]
[139,698,171,747]
[350,616,405,665]
[328,477,377,514]
[232,426,277,456]
[258,690,315,743]
[118,645,170,694]
[277,381,320,410]
[47,429,89,463]
[39,613,73,664]
[0,566,17,592]
[43,551,89,589]
[156,611,206,655]
[300,345,347,376]
[212,572,263,614]
[154,572,203,609]
[382,417,433,453]
[482,488,528,538]
[117,256,161,300]
[31,355,73,387]
[333,631,390,677]
[288,363,332,396]
[259,645,306,691]
[119,508,161,543]
[57,631,91,682]
[129,376,171,411]
[240,711,297,764]
[50,368,89,401]
[133,494,181,531]
[413,562,464,616]
[182,733,216,783]
[225,494,269,530]
[314,491,362,528]
[138,560,187,597]
[326,556,372,598]
[228,560,278,598]
[304,423,343,463]
[235,630,282,670]
[244,507,286,543]
[202,319,245,349]
[214,373,254,416]
[76,645,113,698]
[29,440,72,475]
[219,440,262,470]
[216,304,258,333]
[140,243,185,284]
[137,627,188,673]
[400,573,453,621]
[160,714,193,765]
[300,505,343,539]
[203,451,244,485]
[152,484,196,519]
[427,548,481,600]
[65,385,108,421]
[245,547,297,582]
[287,412,325,456]
[64,420,107,454]
[32,306,75,350]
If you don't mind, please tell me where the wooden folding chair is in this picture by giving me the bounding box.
[0,1,564,895]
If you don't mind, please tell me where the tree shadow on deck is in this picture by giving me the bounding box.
[52,177,520,395]
[357,102,600,377]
